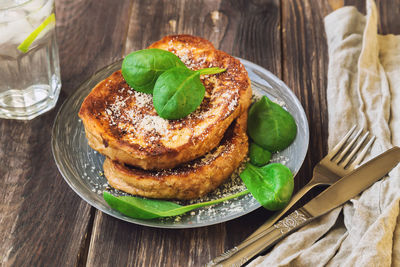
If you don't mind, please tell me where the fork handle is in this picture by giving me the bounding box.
[207,208,314,267]
[207,183,315,266]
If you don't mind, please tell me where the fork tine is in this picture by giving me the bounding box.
[347,135,376,170]
[333,128,363,163]
[340,131,369,168]
[328,125,357,159]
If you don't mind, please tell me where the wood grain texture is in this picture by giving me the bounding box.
[124,0,281,74]
[56,0,132,95]
[280,0,333,201]
[0,0,131,266]
[86,0,281,266]
[0,111,91,267]
[371,0,400,34]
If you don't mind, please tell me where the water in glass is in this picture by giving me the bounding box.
[0,0,61,120]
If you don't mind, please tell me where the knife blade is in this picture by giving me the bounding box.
[208,146,400,267]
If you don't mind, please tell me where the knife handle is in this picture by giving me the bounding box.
[207,208,313,267]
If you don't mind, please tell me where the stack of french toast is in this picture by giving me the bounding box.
[79,35,252,200]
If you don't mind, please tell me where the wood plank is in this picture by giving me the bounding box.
[56,0,132,95]
[375,0,400,34]
[86,0,281,266]
[343,0,400,33]
[0,0,131,266]
[280,0,334,203]
[344,0,365,13]
[124,0,281,75]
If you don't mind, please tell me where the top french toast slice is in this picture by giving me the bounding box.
[79,35,252,170]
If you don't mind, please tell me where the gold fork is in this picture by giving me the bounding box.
[208,126,376,266]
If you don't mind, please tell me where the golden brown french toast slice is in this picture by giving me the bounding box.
[103,113,248,200]
[79,35,251,170]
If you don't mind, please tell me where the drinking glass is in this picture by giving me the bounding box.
[0,0,61,120]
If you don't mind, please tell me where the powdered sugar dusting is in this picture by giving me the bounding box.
[227,95,238,112]
[134,91,152,108]
[103,87,172,140]
[107,95,128,126]
[137,115,169,136]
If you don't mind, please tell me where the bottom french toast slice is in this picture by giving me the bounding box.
[103,113,248,200]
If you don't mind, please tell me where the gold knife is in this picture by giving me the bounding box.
[208,146,400,267]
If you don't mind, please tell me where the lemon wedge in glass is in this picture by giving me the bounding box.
[17,13,56,53]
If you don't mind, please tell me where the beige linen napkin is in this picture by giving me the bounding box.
[248,0,400,266]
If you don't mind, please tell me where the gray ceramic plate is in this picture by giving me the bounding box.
[51,58,309,229]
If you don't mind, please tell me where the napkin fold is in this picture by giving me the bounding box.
[249,0,400,266]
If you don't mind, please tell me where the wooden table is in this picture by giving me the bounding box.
[2,0,400,266]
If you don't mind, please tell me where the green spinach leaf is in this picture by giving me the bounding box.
[249,142,271,166]
[153,66,225,119]
[248,96,297,152]
[103,190,249,220]
[240,163,293,211]
[121,48,186,94]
